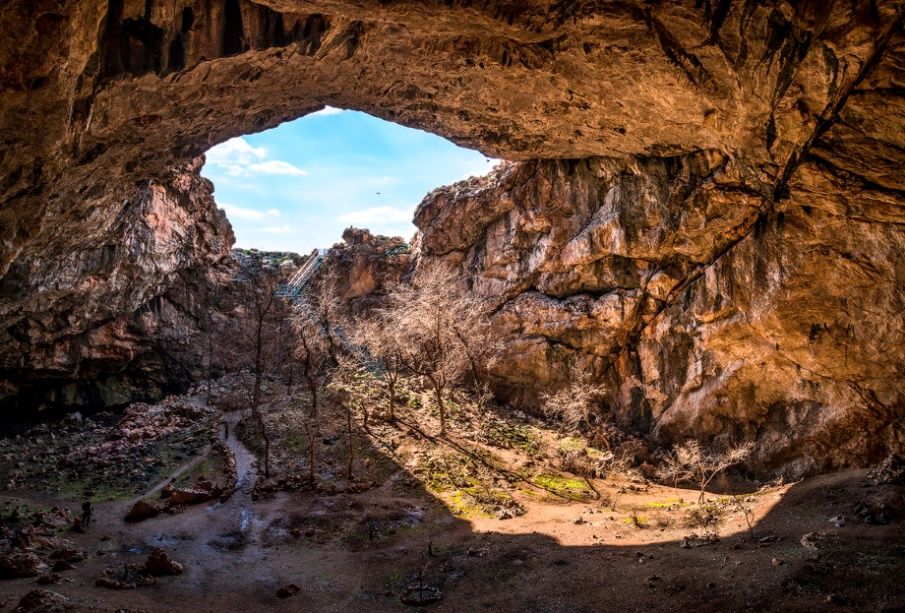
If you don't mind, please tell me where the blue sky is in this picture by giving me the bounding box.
[202,107,498,253]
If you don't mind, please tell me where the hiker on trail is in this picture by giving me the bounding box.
[81,500,92,527]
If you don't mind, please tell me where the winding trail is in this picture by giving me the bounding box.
[222,410,256,495]
[102,410,281,594]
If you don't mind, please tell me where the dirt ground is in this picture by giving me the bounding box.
[1,380,903,612]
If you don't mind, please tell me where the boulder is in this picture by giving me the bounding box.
[0,551,46,579]
[124,499,160,523]
[13,588,76,613]
[167,488,213,506]
[144,549,184,576]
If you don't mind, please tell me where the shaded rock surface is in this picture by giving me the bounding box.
[13,589,77,613]
[0,1,904,476]
[143,548,183,576]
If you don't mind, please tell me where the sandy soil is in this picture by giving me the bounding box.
[1,389,903,613]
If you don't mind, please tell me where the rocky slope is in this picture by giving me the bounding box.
[1,1,903,473]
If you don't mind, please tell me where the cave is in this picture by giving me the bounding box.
[1,1,904,610]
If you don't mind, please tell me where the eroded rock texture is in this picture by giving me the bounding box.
[326,228,411,312]
[413,152,905,475]
[1,0,903,472]
[0,160,233,413]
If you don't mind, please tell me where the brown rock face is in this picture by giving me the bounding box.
[326,228,411,311]
[413,152,905,476]
[0,159,233,414]
[1,1,904,473]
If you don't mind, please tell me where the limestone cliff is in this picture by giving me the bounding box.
[413,157,905,476]
[0,160,234,414]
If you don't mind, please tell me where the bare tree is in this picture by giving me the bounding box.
[236,263,289,480]
[290,267,346,480]
[655,440,754,503]
[297,270,345,365]
[290,312,330,483]
[351,316,408,422]
[328,355,378,481]
[380,266,494,436]
[542,363,607,432]
[541,363,622,451]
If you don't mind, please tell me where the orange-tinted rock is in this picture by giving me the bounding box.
[144,549,184,576]
[124,499,160,523]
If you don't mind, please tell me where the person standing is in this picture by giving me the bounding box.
[81,500,92,528]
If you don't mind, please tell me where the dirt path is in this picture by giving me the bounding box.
[222,411,255,494]
[129,444,213,504]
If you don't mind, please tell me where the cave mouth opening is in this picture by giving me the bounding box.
[201,107,500,255]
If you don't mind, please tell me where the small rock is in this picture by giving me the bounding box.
[144,549,183,576]
[401,585,442,606]
[277,584,300,598]
[36,573,61,585]
[771,558,783,567]
[124,500,160,523]
[13,588,76,612]
[800,532,825,550]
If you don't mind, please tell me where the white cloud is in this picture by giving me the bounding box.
[206,137,267,167]
[260,224,293,234]
[205,136,307,177]
[266,208,281,217]
[220,202,265,220]
[337,206,415,225]
[247,160,308,176]
[308,106,345,117]
[368,176,397,187]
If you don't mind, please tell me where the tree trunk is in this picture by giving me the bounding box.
[433,382,446,436]
[306,373,318,416]
[303,421,316,482]
[346,405,354,481]
[454,327,482,390]
[205,333,213,406]
[263,426,271,479]
[252,315,270,478]
[387,377,396,422]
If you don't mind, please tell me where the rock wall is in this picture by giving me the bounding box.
[1,1,904,472]
[325,228,412,312]
[413,153,905,476]
[0,160,234,415]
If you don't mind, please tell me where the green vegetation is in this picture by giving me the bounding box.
[532,473,595,501]
[417,452,520,518]
[481,419,539,454]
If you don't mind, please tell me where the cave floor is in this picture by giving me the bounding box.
[1,382,903,612]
